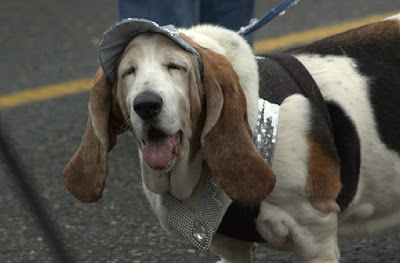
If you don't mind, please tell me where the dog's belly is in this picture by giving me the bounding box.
[339,150,400,234]
[296,54,400,233]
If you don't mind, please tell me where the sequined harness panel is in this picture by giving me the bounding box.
[253,98,280,166]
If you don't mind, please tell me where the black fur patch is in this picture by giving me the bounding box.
[326,102,361,210]
[258,54,333,133]
[288,20,400,154]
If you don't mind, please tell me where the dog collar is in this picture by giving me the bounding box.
[99,18,203,83]
[161,171,223,251]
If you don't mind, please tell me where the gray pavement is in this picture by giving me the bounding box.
[1,1,399,262]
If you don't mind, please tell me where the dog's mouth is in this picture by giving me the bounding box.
[142,126,182,170]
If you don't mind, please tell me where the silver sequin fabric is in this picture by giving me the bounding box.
[161,172,222,251]
[162,98,280,250]
[253,98,280,165]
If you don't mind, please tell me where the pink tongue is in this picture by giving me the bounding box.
[142,132,180,168]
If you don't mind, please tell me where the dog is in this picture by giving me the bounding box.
[64,14,400,262]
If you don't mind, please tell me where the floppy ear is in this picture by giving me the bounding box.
[64,68,125,202]
[187,54,206,160]
[181,34,276,206]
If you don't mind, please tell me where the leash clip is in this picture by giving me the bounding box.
[238,18,259,36]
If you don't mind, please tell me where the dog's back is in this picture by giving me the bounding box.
[285,14,400,235]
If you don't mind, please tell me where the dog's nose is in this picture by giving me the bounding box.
[134,92,163,120]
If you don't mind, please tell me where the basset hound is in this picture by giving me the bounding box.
[64,14,400,262]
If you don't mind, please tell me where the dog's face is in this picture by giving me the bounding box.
[116,33,203,198]
[64,32,276,206]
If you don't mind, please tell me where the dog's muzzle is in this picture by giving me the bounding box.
[134,92,182,170]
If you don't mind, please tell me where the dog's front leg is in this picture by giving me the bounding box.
[257,201,340,263]
[293,215,340,263]
[211,233,254,263]
[256,94,341,262]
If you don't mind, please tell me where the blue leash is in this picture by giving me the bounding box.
[238,0,300,36]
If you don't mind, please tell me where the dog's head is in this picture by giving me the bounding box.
[64,25,275,206]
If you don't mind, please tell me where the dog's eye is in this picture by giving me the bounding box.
[123,67,136,78]
[167,63,186,71]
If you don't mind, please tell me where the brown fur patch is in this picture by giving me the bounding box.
[180,34,276,206]
[306,133,342,214]
[186,55,206,161]
[289,19,400,57]
[331,19,400,43]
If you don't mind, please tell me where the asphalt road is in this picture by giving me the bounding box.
[1,1,400,262]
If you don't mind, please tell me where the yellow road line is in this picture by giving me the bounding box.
[0,78,92,110]
[0,11,397,110]
[254,11,397,53]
